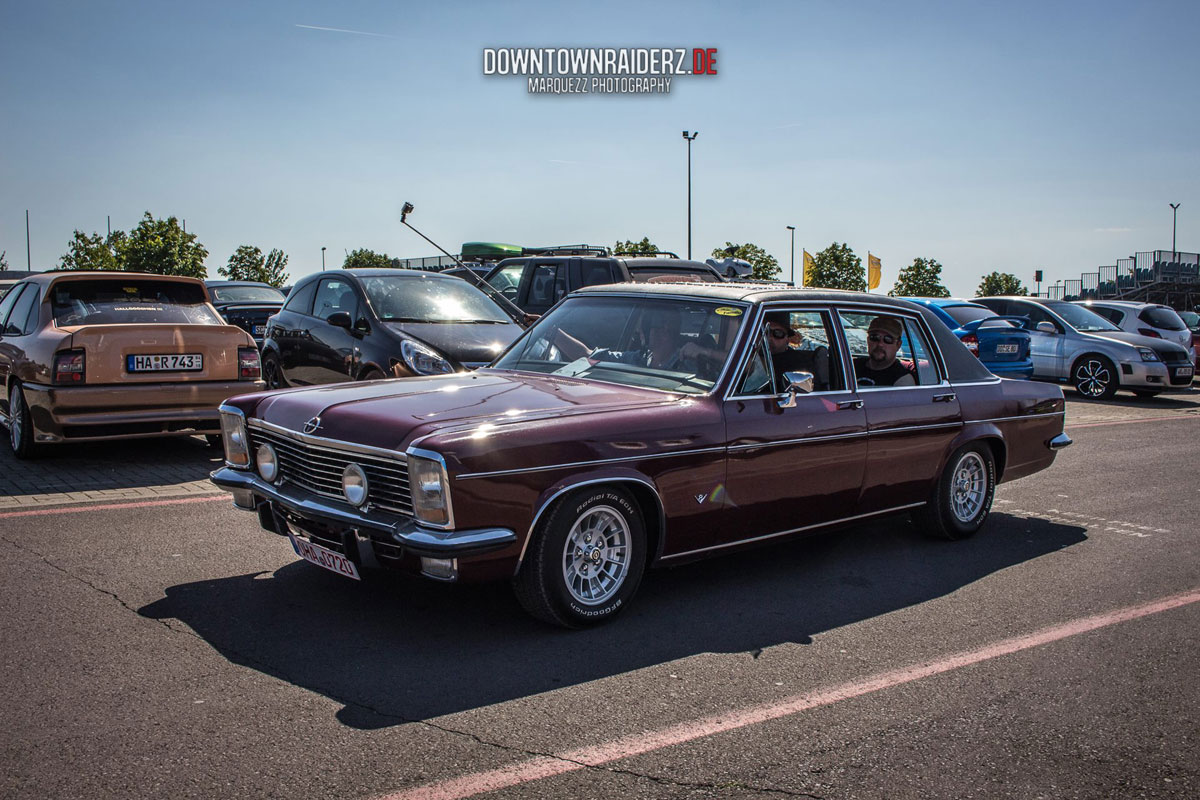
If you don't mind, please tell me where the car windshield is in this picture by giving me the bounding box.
[209,285,285,304]
[941,304,1000,325]
[51,279,220,326]
[1044,302,1120,332]
[360,275,510,323]
[1180,311,1200,331]
[1139,306,1186,331]
[494,295,747,394]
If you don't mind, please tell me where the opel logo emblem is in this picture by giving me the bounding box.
[303,416,322,434]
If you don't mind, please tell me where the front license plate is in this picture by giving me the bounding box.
[995,344,1019,354]
[252,325,267,335]
[288,532,361,580]
[127,353,203,372]
[1177,367,1193,377]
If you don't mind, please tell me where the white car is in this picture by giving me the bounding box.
[1076,301,1197,367]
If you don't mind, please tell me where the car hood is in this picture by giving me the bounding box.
[1086,330,1188,353]
[382,321,522,366]
[248,370,684,452]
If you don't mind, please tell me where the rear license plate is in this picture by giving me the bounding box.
[127,353,203,372]
[1177,367,1193,377]
[288,531,361,580]
[253,325,266,335]
[995,344,1019,354]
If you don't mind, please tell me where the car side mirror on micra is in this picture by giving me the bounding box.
[1036,321,1057,334]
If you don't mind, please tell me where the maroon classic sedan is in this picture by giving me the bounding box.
[212,284,1072,627]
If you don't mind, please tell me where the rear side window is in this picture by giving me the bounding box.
[1139,306,1185,331]
[283,280,317,315]
[1089,306,1123,324]
[50,280,218,326]
[5,286,39,335]
[579,261,617,287]
[0,283,26,328]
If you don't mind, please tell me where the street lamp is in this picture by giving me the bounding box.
[321,246,326,271]
[682,131,698,259]
[786,225,796,285]
[1170,203,1180,261]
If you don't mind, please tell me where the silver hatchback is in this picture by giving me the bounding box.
[974,297,1193,399]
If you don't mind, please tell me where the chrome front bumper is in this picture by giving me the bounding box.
[210,467,516,558]
[1048,433,1073,450]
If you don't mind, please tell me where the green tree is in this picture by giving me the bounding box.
[976,271,1028,297]
[808,242,866,291]
[888,257,951,298]
[711,242,780,280]
[219,245,290,287]
[58,230,125,271]
[613,237,659,255]
[122,213,208,278]
[343,248,393,269]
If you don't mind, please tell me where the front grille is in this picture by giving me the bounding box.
[247,424,413,516]
[1153,347,1189,365]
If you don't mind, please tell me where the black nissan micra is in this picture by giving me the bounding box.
[260,269,524,388]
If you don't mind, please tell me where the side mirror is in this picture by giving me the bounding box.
[326,311,352,329]
[777,370,815,408]
[1036,321,1057,334]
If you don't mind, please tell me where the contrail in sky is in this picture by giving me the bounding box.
[295,24,396,39]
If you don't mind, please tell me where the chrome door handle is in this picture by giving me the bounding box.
[933,392,957,403]
[837,399,863,410]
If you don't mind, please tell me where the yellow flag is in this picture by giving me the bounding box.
[802,249,814,287]
[868,252,882,291]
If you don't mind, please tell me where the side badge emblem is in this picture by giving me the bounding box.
[694,493,707,504]
[303,416,322,434]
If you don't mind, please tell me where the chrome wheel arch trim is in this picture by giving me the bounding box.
[514,475,666,577]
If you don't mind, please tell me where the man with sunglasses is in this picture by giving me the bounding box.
[853,316,915,387]
[766,313,830,391]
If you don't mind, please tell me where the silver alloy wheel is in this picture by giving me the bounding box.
[9,387,25,452]
[950,451,987,523]
[561,504,630,606]
[1075,359,1111,397]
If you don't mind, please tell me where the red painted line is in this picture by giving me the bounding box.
[1069,414,1198,429]
[380,588,1200,800]
[0,494,227,519]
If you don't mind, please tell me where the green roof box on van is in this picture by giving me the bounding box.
[461,242,522,260]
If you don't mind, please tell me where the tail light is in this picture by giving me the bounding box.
[1137,328,1162,338]
[238,347,261,380]
[961,333,980,357]
[53,350,86,384]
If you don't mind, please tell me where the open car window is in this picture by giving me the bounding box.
[494,295,747,395]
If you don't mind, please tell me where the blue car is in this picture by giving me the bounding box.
[901,298,1034,379]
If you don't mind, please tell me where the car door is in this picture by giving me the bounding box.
[721,306,868,546]
[836,308,964,513]
[305,277,363,384]
[519,260,567,316]
[0,283,30,388]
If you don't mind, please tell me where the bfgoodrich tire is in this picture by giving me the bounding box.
[514,485,647,628]
[913,443,996,541]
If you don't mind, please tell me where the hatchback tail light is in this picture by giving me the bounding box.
[238,347,261,380]
[53,350,86,384]
[1137,328,1162,338]
[961,333,980,357]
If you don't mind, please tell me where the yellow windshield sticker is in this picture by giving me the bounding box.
[715,306,743,317]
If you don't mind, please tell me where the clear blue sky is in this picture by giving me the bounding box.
[2,0,1197,295]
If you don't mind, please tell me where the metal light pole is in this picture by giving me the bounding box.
[321,246,326,271]
[682,130,698,259]
[786,225,795,285]
[26,210,31,271]
[1170,203,1180,261]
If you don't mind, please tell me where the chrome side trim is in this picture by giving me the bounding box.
[248,417,407,463]
[456,445,726,480]
[868,421,963,436]
[966,411,1066,424]
[660,502,926,561]
[728,431,869,452]
[952,378,1003,386]
[514,475,665,576]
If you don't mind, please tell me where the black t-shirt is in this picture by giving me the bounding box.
[773,346,830,391]
[853,356,914,387]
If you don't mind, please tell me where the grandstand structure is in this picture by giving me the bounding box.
[1046,249,1199,310]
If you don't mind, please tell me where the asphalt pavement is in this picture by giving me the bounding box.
[1,386,1197,799]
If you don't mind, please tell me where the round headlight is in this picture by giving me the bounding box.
[255,443,278,482]
[342,463,369,507]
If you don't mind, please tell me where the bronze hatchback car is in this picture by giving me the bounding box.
[213,283,1072,627]
[0,271,264,458]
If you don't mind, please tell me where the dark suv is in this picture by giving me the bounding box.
[484,255,724,316]
[261,270,523,388]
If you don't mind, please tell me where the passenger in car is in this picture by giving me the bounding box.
[854,316,916,387]
[766,313,831,391]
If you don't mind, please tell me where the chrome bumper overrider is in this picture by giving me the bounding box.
[210,467,516,557]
